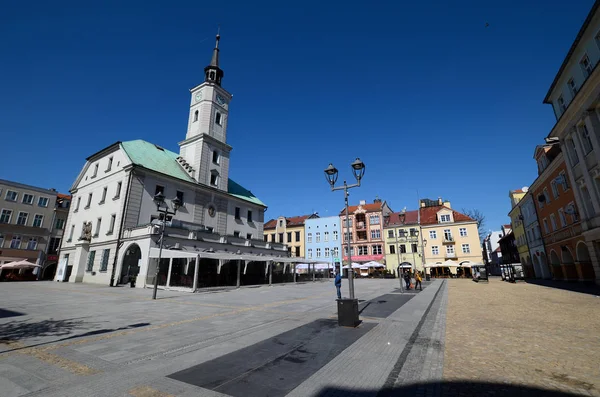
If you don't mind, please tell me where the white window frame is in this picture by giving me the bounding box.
[16,211,28,226]
[333,230,338,241]
[316,248,321,257]
[543,218,550,234]
[325,247,330,257]
[429,230,437,239]
[307,249,312,259]
[440,214,451,222]
[558,208,567,227]
[462,243,470,254]
[37,196,49,207]
[446,245,455,254]
[324,231,329,242]
[26,237,37,250]
[567,78,578,97]
[580,54,593,78]
[431,245,439,255]
[5,190,18,202]
[551,181,559,199]
[580,124,594,154]
[0,209,12,224]
[557,95,567,112]
[10,235,21,249]
[307,233,312,243]
[22,193,34,205]
[316,232,321,243]
[550,214,557,231]
[459,227,467,237]
[32,214,44,228]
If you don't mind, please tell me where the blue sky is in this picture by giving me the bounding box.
[0,0,595,233]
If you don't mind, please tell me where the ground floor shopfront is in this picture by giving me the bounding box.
[57,224,317,290]
[544,223,596,282]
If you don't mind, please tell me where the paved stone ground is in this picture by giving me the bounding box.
[0,279,441,397]
[443,277,600,397]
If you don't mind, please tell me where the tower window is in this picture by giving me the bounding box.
[212,150,220,164]
[194,110,199,122]
[210,171,219,187]
[215,112,222,125]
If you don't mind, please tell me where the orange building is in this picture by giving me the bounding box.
[530,140,595,281]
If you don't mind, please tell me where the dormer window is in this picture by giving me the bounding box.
[440,214,451,223]
[194,110,199,122]
[215,112,222,125]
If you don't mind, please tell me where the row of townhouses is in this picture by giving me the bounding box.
[264,197,483,277]
[503,1,600,285]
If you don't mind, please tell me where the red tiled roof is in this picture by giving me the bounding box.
[57,193,72,200]
[419,206,473,226]
[385,210,419,226]
[264,214,317,230]
[339,202,382,216]
[511,188,525,193]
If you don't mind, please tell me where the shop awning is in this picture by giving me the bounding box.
[148,248,320,264]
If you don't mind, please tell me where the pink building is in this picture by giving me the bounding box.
[340,198,393,264]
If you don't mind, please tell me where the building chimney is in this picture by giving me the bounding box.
[359,200,366,205]
[437,197,442,205]
[420,200,426,208]
[373,196,382,204]
[443,200,451,208]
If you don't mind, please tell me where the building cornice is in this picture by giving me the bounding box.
[529,151,565,193]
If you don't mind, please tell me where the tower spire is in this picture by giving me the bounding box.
[204,30,224,86]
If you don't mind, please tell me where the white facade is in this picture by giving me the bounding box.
[545,1,600,284]
[59,36,287,288]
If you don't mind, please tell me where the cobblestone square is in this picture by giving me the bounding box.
[444,278,600,397]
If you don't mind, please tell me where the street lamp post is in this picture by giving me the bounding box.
[324,158,365,300]
[152,192,182,300]
[411,229,420,275]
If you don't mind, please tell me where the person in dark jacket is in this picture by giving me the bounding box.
[404,271,411,290]
[334,270,342,299]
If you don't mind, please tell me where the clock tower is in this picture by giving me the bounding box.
[178,34,233,192]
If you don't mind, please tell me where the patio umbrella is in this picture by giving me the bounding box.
[0,259,41,269]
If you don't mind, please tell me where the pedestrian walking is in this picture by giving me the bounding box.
[334,270,342,299]
[415,271,422,291]
[404,271,411,290]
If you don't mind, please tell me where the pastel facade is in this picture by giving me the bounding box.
[545,0,600,284]
[383,210,423,273]
[304,216,342,263]
[0,179,70,277]
[531,141,592,281]
[340,198,392,264]
[263,214,319,257]
[419,198,482,269]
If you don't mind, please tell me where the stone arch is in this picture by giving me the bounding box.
[532,254,542,278]
[561,247,574,264]
[576,241,591,262]
[120,243,142,284]
[549,250,560,266]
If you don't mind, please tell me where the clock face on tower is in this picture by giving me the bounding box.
[195,92,202,102]
[215,94,228,108]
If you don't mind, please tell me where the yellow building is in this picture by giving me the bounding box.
[383,210,423,274]
[508,187,531,275]
[263,214,318,257]
[419,198,482,277]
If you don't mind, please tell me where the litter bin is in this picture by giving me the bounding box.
[425,274,431,281]
[337,298,359,327]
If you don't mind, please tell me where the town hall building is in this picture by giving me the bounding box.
[58,35,294,290]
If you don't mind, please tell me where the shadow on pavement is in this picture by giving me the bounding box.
[0,318,86,344]
[525,279,600,296]
[0,318,151,352]
[0,308,26,319]
[317,381,590,397]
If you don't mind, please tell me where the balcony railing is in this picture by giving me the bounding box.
[445,252,456,258]
[442,237,455,244]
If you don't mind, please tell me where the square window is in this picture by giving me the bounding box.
[246,233,252,240]
[16,212,28,226]
[33,214,43,227]
[5,190,18,201]
[459,228,467,237]
[233,231,240,237]
[55,218,65,229]
[10,235,21,249]
[431,246,439,255]
[462,244,470,254]
[429,230,437,239]
[155,185,164,196]
[27,237,37,250]
[38,197,49,207]
[22,194,34,205]
[0,209,12,223]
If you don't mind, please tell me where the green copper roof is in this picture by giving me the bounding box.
[120,139,265,207]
